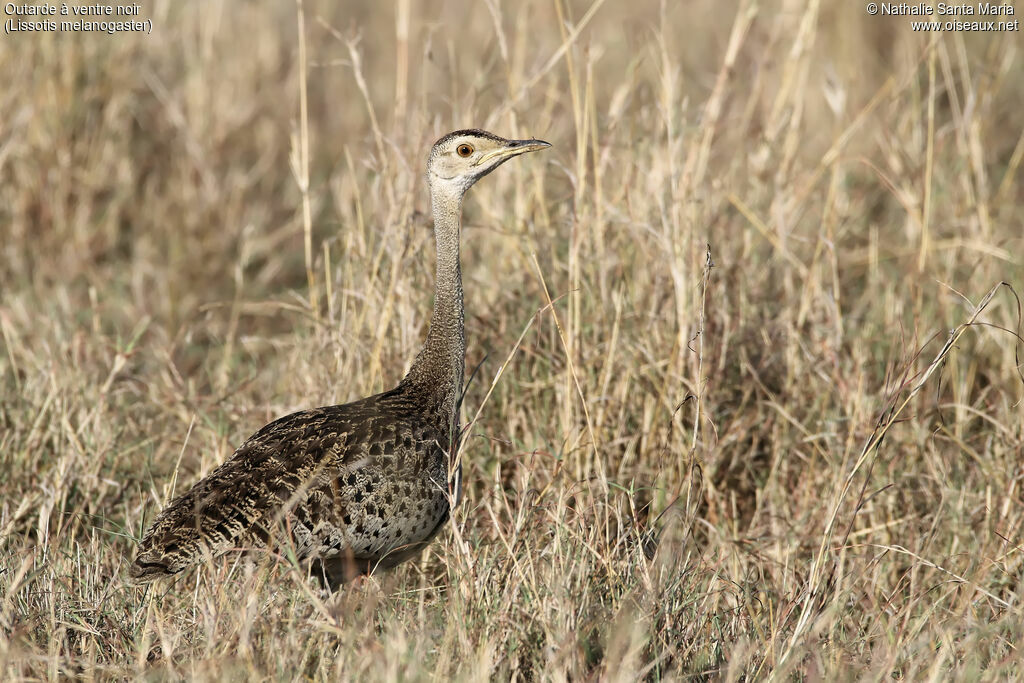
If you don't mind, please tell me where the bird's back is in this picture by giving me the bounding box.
[130,387,459,588]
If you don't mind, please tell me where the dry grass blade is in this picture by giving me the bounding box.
[782,281,1021,669]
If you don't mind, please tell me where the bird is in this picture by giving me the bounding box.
[130,129,551,590]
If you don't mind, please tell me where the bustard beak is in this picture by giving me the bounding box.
[475,138,552,167]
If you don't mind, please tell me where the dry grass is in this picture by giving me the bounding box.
[2,0,1023,679]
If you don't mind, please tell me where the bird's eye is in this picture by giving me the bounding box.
[456,144,474,157]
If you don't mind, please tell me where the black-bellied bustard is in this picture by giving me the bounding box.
[130,130,550,589]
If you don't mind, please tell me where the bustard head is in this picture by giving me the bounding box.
[427,129,550,196]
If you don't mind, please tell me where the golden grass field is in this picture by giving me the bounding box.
[2,0,1023,679]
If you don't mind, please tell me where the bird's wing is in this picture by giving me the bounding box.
[129,405,363,582]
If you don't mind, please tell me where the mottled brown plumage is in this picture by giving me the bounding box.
[130,130,550,589]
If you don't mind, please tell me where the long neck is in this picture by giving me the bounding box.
[402,185,466,418]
